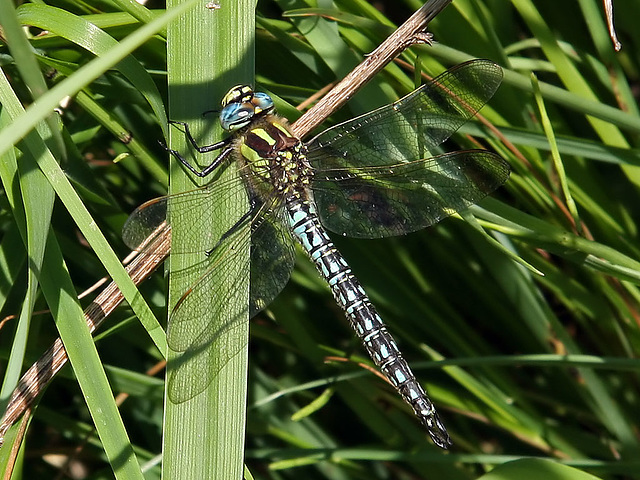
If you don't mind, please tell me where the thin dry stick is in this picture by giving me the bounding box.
[291,0,452,137]
[0,0,452,448]
[603,0,621,52]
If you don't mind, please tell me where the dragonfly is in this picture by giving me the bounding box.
[123,59,510,449]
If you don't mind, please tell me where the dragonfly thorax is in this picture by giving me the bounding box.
[220,86,313,200]
[234,114,313,200]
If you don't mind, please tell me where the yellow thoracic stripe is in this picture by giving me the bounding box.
[222,84,253,107]
[252,128,277,145]
[240,142,263,163]
[272,122,293,137]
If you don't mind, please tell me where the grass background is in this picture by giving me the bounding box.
[1,0,640,478]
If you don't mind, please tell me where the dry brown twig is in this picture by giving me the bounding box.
[603,0,621,52]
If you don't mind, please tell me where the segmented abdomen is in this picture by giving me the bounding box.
[286,195,451,448]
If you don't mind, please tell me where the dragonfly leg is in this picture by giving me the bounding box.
[160,122,235,178]
[205,198,258,256]
[168,120,228,153]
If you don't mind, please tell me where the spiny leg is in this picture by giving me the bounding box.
[168,120,228,154]
[161,120,235,177]
[205,198,259,256]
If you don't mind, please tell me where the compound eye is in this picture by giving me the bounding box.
[220,102,254,131]
[252,92,274,113]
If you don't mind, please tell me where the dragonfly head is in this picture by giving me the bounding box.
[219,84,275,132]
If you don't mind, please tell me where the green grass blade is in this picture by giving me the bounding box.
[0,0,65,157]
[162,1,255,478]
[4,0,640,477]
[0,67,167,356]
[0,0,200,159]
[39,232,144,479]
[16,3,168,137]
[479,458,604,480]
[511,1,630,154]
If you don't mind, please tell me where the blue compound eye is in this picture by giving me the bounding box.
[220,103,254,131]
[252,92,274,113]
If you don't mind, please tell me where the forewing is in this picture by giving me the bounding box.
[312,150,510,238]
[122,196,169,251]
[124,164,297,403]
[306,59,503,170]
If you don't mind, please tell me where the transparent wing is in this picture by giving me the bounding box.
[122,174,296,403]
[306,59,503,170]
[122,196,170,252]
[165,215,251,403]
[122,171,248,255]
[312,150,510,238]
